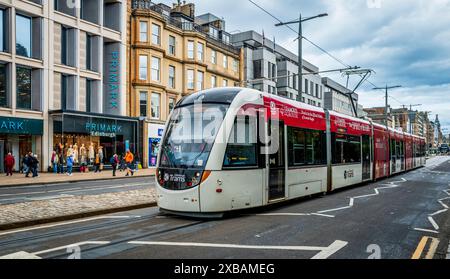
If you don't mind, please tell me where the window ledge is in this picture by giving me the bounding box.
[15,109,43,115]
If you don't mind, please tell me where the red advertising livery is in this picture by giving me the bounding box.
[156,88,426,216]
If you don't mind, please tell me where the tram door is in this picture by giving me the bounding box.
[268,120,285,201]
[362,135,371,180]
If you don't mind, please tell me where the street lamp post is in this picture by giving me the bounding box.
[373,85,402,128]
[275,13,328,103]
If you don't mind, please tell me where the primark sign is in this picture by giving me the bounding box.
[85,122,122,138]
[0,116,43,135]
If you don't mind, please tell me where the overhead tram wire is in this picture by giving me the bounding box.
[247,0,409,108]
[247,0,352,69]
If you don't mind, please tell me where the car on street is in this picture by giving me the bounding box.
[439,143,449,154]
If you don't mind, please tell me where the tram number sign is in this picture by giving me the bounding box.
[165,173,186,183]
[344,170,354,179]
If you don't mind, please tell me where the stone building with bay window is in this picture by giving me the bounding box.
[128,0,244,169]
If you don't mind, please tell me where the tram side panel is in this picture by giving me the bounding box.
[328,112,371,190]
[373,126,390,179]
[405,135,413,171]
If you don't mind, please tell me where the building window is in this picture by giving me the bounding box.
[86,79,92,112]
[168,35,176,55]
[0,9,4,52]
[86,34,92,70]
[151,56,160,82]
[211,75,217,88]
[223,55,228,68]
[16,66,32,110]
[168,97,175,113]
[168,65,175,89]
[287,71,291,88]
[140,91,147,117]
[187,41,194,59]
[151,92,160,119]
[310,81,314,95]
[211,50,217,64]
[304,79,308,94]
[268,62,276,79]
[187,69,194,89]
[197,42,204,61]
[287,126,326,166]
[293,74,297,90]
[223,79,228,87]
[139,55,147,80]
[61,26,68,65]
[197,71,204,90]
[232,59,238,72]
[151,23,160,45]
[253,60,262,79]
[0,63,7,107]
[16,14,32,58]
[332,133,361,164]
[140,21,148,42]
[315,84,319,98]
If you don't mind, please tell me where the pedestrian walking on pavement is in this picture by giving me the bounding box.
[124,150,134,177]
[24,152,32,177]
[30,154,39,178]
[110,154,119,177]
[51,151,59,174]
[94,153,101,173]
[66,154,74,176]
[4,152,15,176]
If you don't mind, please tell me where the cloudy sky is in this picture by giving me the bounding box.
[162,0,450,133]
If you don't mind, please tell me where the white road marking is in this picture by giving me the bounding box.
[310,213,335,218]
[129,240,348,259]
[414,228,438,234]
[427,216,439,230]
[317,206,351,214]
[0,215,139,237]
[315,179,406,215]
[256,213,311,216]
[438,197,450,209]
[311,240,349,259]
[429,208,448,216]
[33,241,110,256]
[0,251,42,259]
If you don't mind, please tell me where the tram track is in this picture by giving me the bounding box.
[0,212,162,248]
[44,219,208,259]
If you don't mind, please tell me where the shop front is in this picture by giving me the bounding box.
[50,111,140,169]
[148,123,165,168]
[0,116,43,172]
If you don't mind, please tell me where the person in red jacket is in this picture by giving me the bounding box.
[4,152,15,176]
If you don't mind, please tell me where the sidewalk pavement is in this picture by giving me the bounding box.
[0,168,156,187]
[0,188,157,230]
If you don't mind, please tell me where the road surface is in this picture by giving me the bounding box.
[1,156,449,259]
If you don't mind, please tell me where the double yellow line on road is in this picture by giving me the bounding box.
[411,236,440,259]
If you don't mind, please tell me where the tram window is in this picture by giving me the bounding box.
[223,115,258,167]
[288,127,325,166]
[390,139,396,158]
[332,133,361,164]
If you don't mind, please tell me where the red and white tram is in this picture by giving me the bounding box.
[156,88,426,216]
